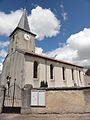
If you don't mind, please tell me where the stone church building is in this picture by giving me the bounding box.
[1,10,85,89]
[1,10,90,114]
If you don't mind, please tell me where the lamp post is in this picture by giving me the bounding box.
[6,76,11,96]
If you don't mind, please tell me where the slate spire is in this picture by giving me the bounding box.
[17,9,30,32]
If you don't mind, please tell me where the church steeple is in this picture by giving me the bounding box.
[17,9,30,32]
[9,9,36,54]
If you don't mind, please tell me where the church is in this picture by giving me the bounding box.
[1,10,85,89]
[0,9,89,114]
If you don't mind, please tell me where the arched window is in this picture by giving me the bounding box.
[79,70,81,81]
[71,69,76,86]
[72,69,74,80]
[50,64,53,79]
[62,67,65,80]
[33,61,38,78]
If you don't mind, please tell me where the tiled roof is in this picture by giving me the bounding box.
[16,48,83,68]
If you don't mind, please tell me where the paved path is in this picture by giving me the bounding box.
[0,113,90,120]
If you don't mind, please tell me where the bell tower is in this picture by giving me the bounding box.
[9,9,36,53]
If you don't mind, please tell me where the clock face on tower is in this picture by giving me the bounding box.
[24,33,31,40]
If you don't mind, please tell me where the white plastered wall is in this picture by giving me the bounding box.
[24,54,85,88]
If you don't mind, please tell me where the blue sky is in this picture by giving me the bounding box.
[0,0,90,69]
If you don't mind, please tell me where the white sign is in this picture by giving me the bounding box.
[31,91,38,106]
[39,91,45,106]
[31,90,45,106]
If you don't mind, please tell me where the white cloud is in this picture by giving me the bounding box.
[0,41,9,48]
[61,12,68,21]
[45,28,90,67]
[0,63,3,73]
[46,45,78,63]
[0,10,23,36]
[0,41,9,58]
[35,47,43,54]
[0,7,60,40]
[60,4,68,21]
[67,28,90,59]
[60,4,64,9]
[29,6,61,40]
[0,49,7,58]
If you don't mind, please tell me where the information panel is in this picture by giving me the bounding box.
[31,91,38,106]
[39,91,45,106]
[31,90,45,106]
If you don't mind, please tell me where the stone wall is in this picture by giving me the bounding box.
[21,87,90,114]
[0,86,5,113]
[84,75,90,87]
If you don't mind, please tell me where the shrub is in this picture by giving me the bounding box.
[40,81,48,87]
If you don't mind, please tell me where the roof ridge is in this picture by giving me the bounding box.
[15,48,83,68]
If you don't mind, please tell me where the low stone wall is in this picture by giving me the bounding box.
[21,87,90,114]
[45,90,85,113]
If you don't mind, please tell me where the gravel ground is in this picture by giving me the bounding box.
[0,113,90,120]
